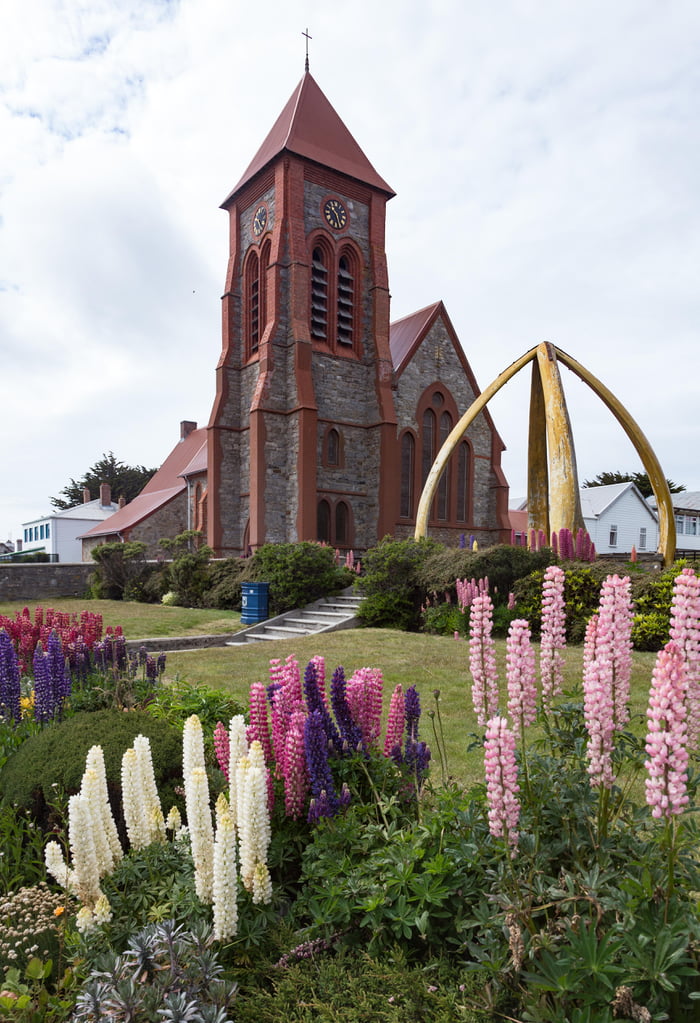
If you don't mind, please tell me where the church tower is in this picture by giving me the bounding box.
[207,72,398,555]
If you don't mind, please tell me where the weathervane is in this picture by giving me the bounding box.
[302,27,312,72]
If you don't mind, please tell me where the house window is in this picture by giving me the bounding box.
[46,523,50,539]
[689,517,698,536]
[337,254,354,345]
[400,432,415,518]
[609,524,618,547]
[639,527,647,550]
[676,514,685,535]
[39,525,45,539]
[310,246,329,341]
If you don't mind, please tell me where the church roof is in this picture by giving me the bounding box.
[389,301,444,374]
[223,72,395,204]
[80,427,207,539]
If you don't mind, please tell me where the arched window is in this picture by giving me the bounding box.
[259,239,271,342]
[337,253,354,346]
[317,499,331,543]
[245,251,260,355]
[335,501,349,545]
[437,412,452,520]
[327,427,340,466]
[421,409,436,487]
[310,246,329,341]
[400,432,415,518]
[456,441,470,522]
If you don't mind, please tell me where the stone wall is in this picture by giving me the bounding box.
[0,563,95,601]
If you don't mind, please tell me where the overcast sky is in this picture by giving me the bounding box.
[2,0,699,542]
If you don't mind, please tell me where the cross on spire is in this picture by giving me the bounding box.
[302,27,312,72]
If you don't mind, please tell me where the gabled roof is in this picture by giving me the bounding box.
[390,302,443,374]
[222,72,395,204]
[648,490,700,513]
[81,428,207,539]
[579,482,658,521]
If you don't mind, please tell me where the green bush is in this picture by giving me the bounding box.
[0,709,183,840]
[90,541,151,600]
[357,536,441,631]
[513,562,612,642]
[251,542,352,615]
[418,543,555,604]
[205,557,248,609]
[631,611,670,651]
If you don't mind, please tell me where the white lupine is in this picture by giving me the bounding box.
[133,734,166,844]
[186,767,215,903]
[44,840,75,892]
[83,745,123,867]
[237,742,272,904]
[183,714,207,777]
[166,806,182,833]
[121,747,150,851]
[68,793,102,908]
[212,793,238,940]
[228,715,249,828]
[80,768,116,876]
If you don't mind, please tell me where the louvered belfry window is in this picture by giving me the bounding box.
[311,246,329,340]
[337,254,354,345]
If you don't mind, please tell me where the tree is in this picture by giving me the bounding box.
[582,470,685,499]
[50,452,157,510]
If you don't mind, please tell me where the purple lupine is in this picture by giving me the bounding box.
[304,660,341,752]
[484,715,520,855]
[540,565,566,711]
[403,685,431,783]
[304,709,339,821]
[0,629,21,723]
[469,593,499,728]
[37,630,70,719]
[330,665,364,753]
[33,642,54,723]
[669,567,700,744]
[645,641,689,819]
[505,619,537,739]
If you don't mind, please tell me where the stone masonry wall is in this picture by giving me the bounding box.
[0,563,94,601]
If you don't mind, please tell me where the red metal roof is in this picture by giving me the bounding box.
[389,301,443,374]
[223,72,395,204]
[81,428,207,539]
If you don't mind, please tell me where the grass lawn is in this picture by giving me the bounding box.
[0,597,660,789]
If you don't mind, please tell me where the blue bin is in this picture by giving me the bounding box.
[241,582,270,625]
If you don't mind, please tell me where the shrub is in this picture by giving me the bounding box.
[251,542,352,615]
[418,543,555,604]
[0,709,183,839]
[631,611,670,651]
[205,557,248,610]
[357,536,441,630]
[90,542,151,600]
[513,562,611,642]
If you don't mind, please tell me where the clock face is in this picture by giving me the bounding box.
[252,205,268,236]
[323,197,348,231]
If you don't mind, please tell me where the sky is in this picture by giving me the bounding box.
[2,0,699,542]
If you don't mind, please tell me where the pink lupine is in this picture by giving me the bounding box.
[595,574,633,730]
[214,721,231,782]
[309,655,328,706]
[582,615,615,790]
[346,667,383,747]
[645,640,689,819]
[669,567,700,744]
[282,708,309,819]
[384,684,405,756]
[540,565,566,711]
[247,682,273,763]
[469,594,499,728]
[506,619,537,739]
[484,716,520,854]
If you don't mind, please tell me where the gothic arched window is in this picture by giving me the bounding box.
[310,246,329,341]
[456,441,471,522]
[327,427,340,466]
[437,411,452,520]
[337,252,355,346]
[335,501,349,545]
[245,251,260,356]
[400,432,415,518]
[317,499,331,543]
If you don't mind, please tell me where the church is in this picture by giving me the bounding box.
[82,70,511,560]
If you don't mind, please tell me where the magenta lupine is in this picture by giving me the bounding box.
[592,575,633,731]
[540,565,566,711]
[469,594,499,728]
[247,682,273,762]
[309,655,327,705]
[505,619,537,739]
[384,684,405,757]
[582,615,615,790]
[669,567,700,744]
[214,721,230,782]
[282,708,309,819]
[551,532,558,558]
[484,716,520,854]
[346,667,383,747]
[456,576,489,613]
[644,640,689,819]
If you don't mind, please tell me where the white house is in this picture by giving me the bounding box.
[510,482,660,556]
[580,482,659,556]
[648,490,700,556]
[19,485,120,563]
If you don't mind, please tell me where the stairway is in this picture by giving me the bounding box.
[226,587,363,645]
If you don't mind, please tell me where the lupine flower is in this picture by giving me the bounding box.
[80,766,120,876]
[304,709,340,820]
[67,793,103,908]
[645,640,689,819]
[228,714,249,827]
[384,684,404,758]
[304,659,341,751]
[133,734,166,844]
[237,742,272,903]
[246,682,272,762]
[469,594,499,728]
[122,748,150,851]
[45,840,75,892]
[212,793,238,940]
[0,628,21,723]
[669,567,700,744]
[166,806,182,833]
[282,707,309,819]
[214,721,230,781]
[330,665,364,752]
[346,667,383,747]
[540,565,566,711]
[484,716,520,854]
[595,575,633,730]
[183,716,214,903]
[582,616,615,790]
[505,619,537,738]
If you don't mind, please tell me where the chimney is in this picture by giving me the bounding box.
[119,496,126,509]
[83,487,91,503]
[180,420,197,441]
[100,484,111,507]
